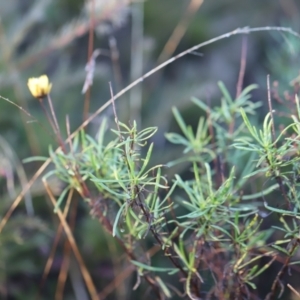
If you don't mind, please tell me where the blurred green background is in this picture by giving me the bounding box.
[0,0,299,299]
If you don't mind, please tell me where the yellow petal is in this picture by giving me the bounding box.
[27,75,52,99]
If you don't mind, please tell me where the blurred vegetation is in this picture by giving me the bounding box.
[0,0,300,299]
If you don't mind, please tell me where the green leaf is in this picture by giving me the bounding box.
[22,156,48,163]
[191,97,210,113]
[271,244,290,255]
[54,186,70,213]
[112,202,127,237]
[131,260,178,273]
[172,107,189,137]
[218,81,233,104]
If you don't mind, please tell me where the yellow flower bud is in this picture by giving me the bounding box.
[27,75,52,99]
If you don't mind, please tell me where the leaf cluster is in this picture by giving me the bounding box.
[44,81,300,299]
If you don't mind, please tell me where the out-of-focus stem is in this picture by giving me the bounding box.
[129,0,144,127]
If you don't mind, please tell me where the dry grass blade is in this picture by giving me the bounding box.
[157,0,204,63]
[37,188,74,298]
[98,264,135,299]
[236,36,248,98]
[55,197,78,300]
[0,158,49,233]
[42,179,99,300]
[288,284,300,298]
[98,244,161,298]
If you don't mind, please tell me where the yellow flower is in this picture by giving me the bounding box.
[27,75,52,99]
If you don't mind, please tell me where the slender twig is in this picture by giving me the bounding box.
[98,265,135,299]
[109,36,123,92]
[74,27,300,142]
[55,197,79,300]
[109,82,122,138]
[0,95,55,140]
[265,75,292,210]
[230,35,248,135]
[129,0,144,125]
[38,99,56,133]
[54,116,81,300]
[267,75,276,142]
[265,239,299,300]
[47,95,60,136]
[43,179,99,300]
[65,115,72,153]
[157,0,204,63]
[83,0,95,121]
[287,283,300,298]
[89,194,161,298]
[236,36,248,98]
[136,187,202,296]
[37,188,74,300]
[39,97,66,152]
